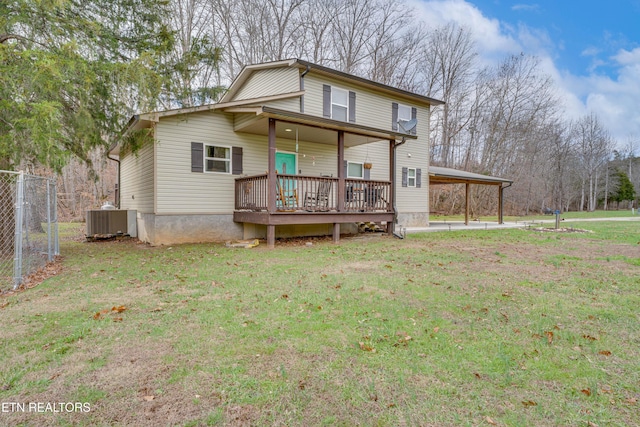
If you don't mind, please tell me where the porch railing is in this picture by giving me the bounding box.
[235,174,391,213]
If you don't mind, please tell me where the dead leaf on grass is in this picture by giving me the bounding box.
[545,331,554,344]
[359,342,376,352]
[485,415,497,425]
[521,400,537,407]
[581,388,592,397]
[142,395,155,401]
[112,305,127,313]
[625,397,637,404]
[583,334,598,341]
[598,350,612,356]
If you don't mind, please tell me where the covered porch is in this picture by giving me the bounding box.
[227,110,414,247]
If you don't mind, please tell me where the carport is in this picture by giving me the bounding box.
[428,166,513,225]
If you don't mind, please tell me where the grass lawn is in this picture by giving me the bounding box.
[1,221,639,426]
[431,208,639,223]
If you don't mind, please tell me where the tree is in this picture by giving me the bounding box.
[611,170,636,208]
[0,0,174,172]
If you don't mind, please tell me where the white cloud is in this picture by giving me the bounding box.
[408,0,640,143]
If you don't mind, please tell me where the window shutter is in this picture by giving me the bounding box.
[392,103,398,131]
[323,85,331,118]
[416,168,422,188]
[348,91,356,123]
[191,142,203,173]
[232,146,243,175]
[401,167,408,187]
[411,107,417,135]
[364,168,370,180]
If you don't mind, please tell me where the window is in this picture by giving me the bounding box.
[347,161,364,179]
[332,88,349,121]
[205,145,231,173]
[407,168,416,187]
[397,104,412,131]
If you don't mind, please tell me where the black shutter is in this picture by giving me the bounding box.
[348,91,356,123]
[364,168,370,180]
[392,103,398,131]
[191,142,203,173]
[323,84,331,118]
[232,146,243,175]
[411,107,417,135]
[416,168,422,188]
[401,167,408,187]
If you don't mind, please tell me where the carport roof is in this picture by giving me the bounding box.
[429,166,512,186]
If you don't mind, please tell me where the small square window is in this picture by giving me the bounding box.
[205,145,231,173]
[407,168,416,187]
[347,162,364,179]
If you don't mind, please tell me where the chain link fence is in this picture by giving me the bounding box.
[1,170,59,292]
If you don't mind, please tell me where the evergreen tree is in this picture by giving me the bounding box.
[0,0,174,172]
[612,170,636,206]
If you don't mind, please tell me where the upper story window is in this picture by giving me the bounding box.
[398,104,412,130]
[392,102,417,135]
[205,144,231,173]
[331,88,349,122]
[323,84,356,123]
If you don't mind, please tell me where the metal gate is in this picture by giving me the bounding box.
[0,170,59,291]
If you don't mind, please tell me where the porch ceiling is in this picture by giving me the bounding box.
[231,107,417,147]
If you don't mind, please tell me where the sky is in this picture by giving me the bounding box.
[409,0,640,147]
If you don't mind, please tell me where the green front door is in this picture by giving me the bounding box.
[275,152,296,175]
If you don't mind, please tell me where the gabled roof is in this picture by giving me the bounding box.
[221,59,444,107]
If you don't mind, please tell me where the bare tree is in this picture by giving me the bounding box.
[572,113,613,211]
[419,24,477,168]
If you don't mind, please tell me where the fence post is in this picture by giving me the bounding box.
[47,179,52,261]
[53,181,59,256]
[13,171,24,290]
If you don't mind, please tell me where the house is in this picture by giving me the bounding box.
[109,59,445,247]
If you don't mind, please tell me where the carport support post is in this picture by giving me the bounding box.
[465,183,470,225]
[498,185,504,224]
[388,139,395,236]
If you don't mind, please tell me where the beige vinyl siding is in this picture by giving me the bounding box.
[394,107,430,215]
[233,67,299,101]
[155,111,267,214]
[119,139,155,213]
[264,97,300,111]
[344,141,390,181]
[304,73,424,132]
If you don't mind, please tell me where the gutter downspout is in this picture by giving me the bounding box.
[391,137,407,239]
[107,153,120,209]
[108,115,140,209]
[299,65,310,113]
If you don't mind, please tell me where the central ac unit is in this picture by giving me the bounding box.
[86,210,137,238]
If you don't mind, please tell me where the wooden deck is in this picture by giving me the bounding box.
[234,174,394,226]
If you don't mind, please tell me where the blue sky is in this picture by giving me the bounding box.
[410,0,640,146]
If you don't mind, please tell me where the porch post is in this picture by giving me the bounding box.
[333,223,340,243]
[498,185,504,224]
[465,183,470,225]
[388,139,395,235]
[268,118,277,213]
[267,118,277,248]
[337,131,345,212]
